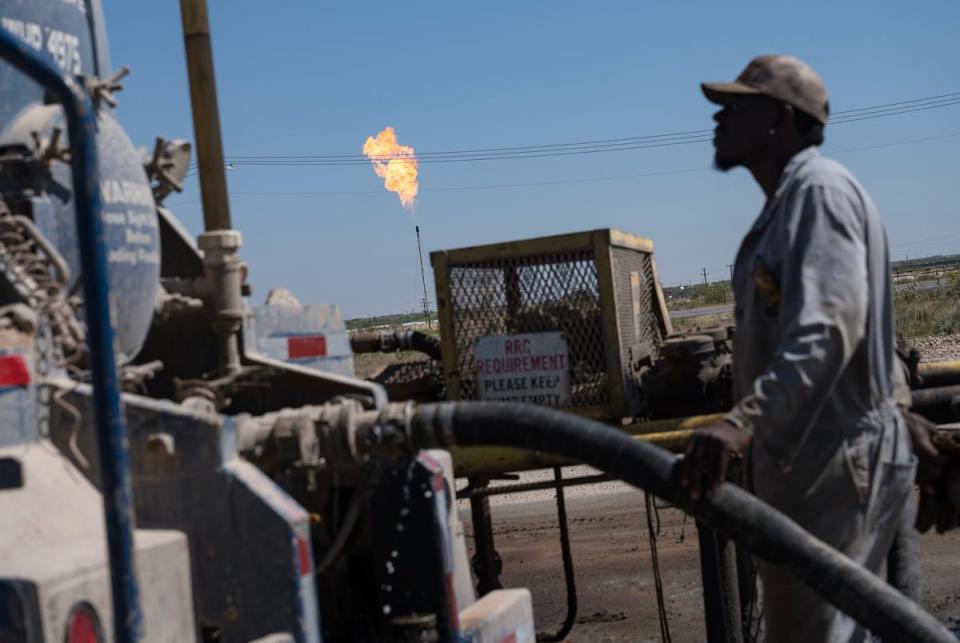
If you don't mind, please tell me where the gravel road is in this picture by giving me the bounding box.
[461,485,960,642]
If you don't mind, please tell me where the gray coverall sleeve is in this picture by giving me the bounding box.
[726,184,868,465]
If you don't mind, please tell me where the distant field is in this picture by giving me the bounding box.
[349,269,960,372]
[891,253,960,274]
[668,274,960,352]
[671,311,734,333]
[663,282,733,311]
[895,275,960,343]
[346,311,437,330]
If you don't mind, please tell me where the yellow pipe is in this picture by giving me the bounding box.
[450,413,723,477]
[451,362,960,477]
[919,360,960,375]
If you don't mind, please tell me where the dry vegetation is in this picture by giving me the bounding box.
[895,275,960,342]
[352,275,960,377]
[670,311,735,333]
[667,275,960,359]
[665,282,734,311]
[353,349,431,379]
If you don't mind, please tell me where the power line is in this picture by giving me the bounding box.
[165,167,711,207]
[223,92,960,162]
[212,92,960,163]
[166,128,960,208]
[227,127,716,160]
[829,98,960,125]
[217,134,716,166]
[830,131,960,155]
[194,90,960,168]
[831,91,960,115]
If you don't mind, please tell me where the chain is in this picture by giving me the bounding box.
[0,194,91,440]
[0,194,85,368]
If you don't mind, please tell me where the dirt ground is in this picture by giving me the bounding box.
[451,333,960,641]
[913,334,960,364]
[461,483,960,642]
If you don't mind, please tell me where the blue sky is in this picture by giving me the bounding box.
[102,1,960,317]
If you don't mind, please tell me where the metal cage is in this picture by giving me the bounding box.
[431,229,672,420]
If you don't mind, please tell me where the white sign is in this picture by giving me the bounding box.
[474,332,571,407]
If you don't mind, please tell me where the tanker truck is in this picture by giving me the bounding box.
[0,2,532,640]
[0,2,957,642]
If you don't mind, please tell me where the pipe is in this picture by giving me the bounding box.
[697,522,742,643]
[198,229,244,375]
[911,385,960,423]
[350,329,443,361]
[0,30,143,642]
[315,492,362,575]
[179,0,245,375]
[406,402,954,643]
[917,361,960,389]
[179,0,231,232]
[467,480,503,596]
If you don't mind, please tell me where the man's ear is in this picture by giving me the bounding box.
[773,103,795,136]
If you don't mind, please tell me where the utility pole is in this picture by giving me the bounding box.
[727,264,734,281]
[702,267,708,286]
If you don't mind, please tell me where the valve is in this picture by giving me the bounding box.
[144,137,191,203]
[85,66,130,110]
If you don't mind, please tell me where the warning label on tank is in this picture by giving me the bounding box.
[474,332,571,407]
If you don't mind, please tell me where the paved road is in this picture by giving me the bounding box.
[669,303,734,319]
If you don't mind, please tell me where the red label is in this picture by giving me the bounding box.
[0,355,30,388]
[297,536,312,576]
[288,335,327,359]
[497,634,517,643]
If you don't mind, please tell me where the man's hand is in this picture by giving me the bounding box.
[901,409,943,489]
[679,420,752,500]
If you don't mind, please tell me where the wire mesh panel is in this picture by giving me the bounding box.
[448,250,609,407]
[433,229,669,419]
[611,246,665,407]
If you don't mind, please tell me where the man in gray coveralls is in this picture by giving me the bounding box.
[678,55,924,642]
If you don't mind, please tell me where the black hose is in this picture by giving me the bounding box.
[911,385,960,423]
[408,402,954,643]
[350,330,443,361]
[401,330,442,361]
[315,492,362,575]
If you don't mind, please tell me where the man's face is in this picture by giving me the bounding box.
[712,95,782,171]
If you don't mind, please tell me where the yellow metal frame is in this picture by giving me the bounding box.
[592,232,627,417]
[431,228,671,424]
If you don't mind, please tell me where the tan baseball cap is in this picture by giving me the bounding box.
[702,55,829,125]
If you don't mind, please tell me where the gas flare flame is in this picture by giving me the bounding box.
[363,127,419,209]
